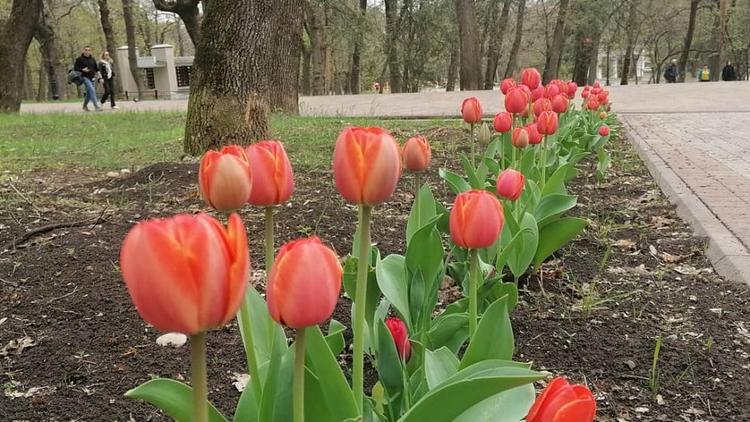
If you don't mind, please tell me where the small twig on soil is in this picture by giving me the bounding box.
[2,211,109,252]
[47,285,79,304]
[8,182,44,217]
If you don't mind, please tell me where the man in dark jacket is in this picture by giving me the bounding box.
[664,60,678,83]
[74,46,101,111]
[722,62,738,81]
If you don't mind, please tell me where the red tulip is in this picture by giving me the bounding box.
[551,95,569,114]
[402,136,431,172]
[526,377,596,422]
[531,85,545,101]
[544,84,561,99]
[461,97,483,124]
[496,169,525,201]
[505,87,530,114]
[526,123,542,145]
[449,189,504,249]
[493,112,513,133]
[121,213,250,335]
[385,317,411,361]
[199,145,253,212]
[566,82,578,98]
[597,91,609,105]
[581,89,590,99]
[599,125,610,137]
[533,98,553,117]
[245,140,294,206]
[537,111,558,135]
[521,68,541,90]
[585,97,600,110]
[591,87,601,95]
[333,126,401,205]
[592,81,601,88]
[512,127,530,148]
[500,78,517,95]
[267,237,342,328]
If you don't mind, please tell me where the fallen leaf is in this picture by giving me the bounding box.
[156,333,187,348]
[232,372,250,392]
[612,239,636,249]
[0,336,37,357]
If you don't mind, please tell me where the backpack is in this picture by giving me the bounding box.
[67,67,82,85]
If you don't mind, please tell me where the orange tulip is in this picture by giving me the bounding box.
[449,189,504,249]
[496,169,525,201]
[267,237,342,328]
[505,87,530,114]
[512,127,530,148]
[493,112,513,133]
[333,126,401,205]
[526,377,596,422]
[461,97,483,124]
[521,68,541,90]
[120,213,250,335]
[537,111,558,135]
[402,136,431,172]
[244,140,294,206]
[199,145,253,212]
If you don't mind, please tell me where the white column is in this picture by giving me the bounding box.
[150,44,178,99]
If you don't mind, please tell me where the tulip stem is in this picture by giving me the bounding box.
[352,204,372,414]
[470,123,476,167]
[469,249,480,339]
[414,173,421,201]
[190,332,208,422]
[237,299,263,398]
[293,327,307,422]
[540,135,547,187]
[264,206,275,272]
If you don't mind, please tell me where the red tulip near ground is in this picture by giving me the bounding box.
[526,123,542,145]
[333,126,401,205]
[402,136,431,172]
[199,145,253,212]
[245,140,294,206]
[267,237,342,328]
[599,125,610,137]
[537,111,558,135]
[461,97,483,124]
[496,169,525,201]
[526,377,596,422]
[506,87,530,114]
[521,68,541,90]
[385,317,411,361]
[449,189,504,249]
[512,127,530,148]
[120,213,250,335]
[493,112,513,133]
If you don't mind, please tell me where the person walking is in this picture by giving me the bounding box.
[98,51,118,109]
[721,61,738,81]
[664,59,678,83]
[74,46,102,111]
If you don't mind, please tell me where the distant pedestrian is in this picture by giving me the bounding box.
[698,65,711,82]
[664,60,678,83]
[74,46,102,111]
[98,51,118,109]
[721,61,737,81]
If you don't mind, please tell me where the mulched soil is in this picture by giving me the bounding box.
[1,130,749,421]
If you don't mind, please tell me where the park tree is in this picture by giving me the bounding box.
[350,0,367,94]
[122,0,144,99]
[483,0,512,88]
[677,0,701,81]
[152,0,201,45]
[455,0,482,89]
[97,0,122,93]
[504,0,526,78]
[0,0,42,112]
[542,0,571,83]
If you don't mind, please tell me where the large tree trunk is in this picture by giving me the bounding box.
[153,0,201,46]
[619,0,639,85]
[184,0,302,155]
[455,0,482,90]
[385,0,402,93]
[587,33,601,84]
[122,0,144,99]
[483,0,512,89]
[268,4,302,112]
[301,37,312,95]
[542,0,570,83]
[447,37,459,91]
[678,0,700,82]
[97,0,122,94]
[309,4,327,95]
[504,0,526,78]
[0,0,42,112]
[350,0,367,94]
[709,0,727,81]
[35,6,66,100]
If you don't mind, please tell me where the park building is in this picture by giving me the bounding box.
[116,44,193,100]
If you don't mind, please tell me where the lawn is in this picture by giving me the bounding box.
[0,113,461,172]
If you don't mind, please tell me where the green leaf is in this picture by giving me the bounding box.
[533,194,577,228]
[244,289,287,366]
[406,184,437,243]
[304,368,335,422]
[439,168,471,194]
[541,164,570,196]
[125,378,228,422]
[596,148,611,181]
[305,326,359,421]
[461,154,483,189]
[453,384,536,422]
[375,318,404,397]
[344,255,382,339]
[487,282,519,314]
[233,380,259,422]
[406,223,443,294]
[427,313,469,354]
[507,212,539,280]
[496,228,526,273]
[425,347,460,390]
[460,295,513,369]
[325,319,346,356]
[376,254,411,325]
[259,346,293,422]
[533,217,588,268]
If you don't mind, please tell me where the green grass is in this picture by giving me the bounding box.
[0,112,460,172]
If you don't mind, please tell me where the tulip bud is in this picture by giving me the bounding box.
[520,68,541,90]
[496,169,525,201]
[505,87,530,114]
[478,123,492,146]
[566,81,578,98]
[598,111,608,120]
[551,95,569,114]
[536,111,558,135]
[526,123,542,145]
[544,83,561,99]
[449,189,504,249]
[599,125,610,137]
[493,112,513,133]
[533,98,553,117]
[512,127,530,148]
[530,85,545,101]
[401,136,431,172]
[267,237,342,328]
[585,97,600,110]
[385,317,411,361]
[461,97,483,124]
[245,140,294,206]
[333,126,401,205]
[500,78,517,95]
[526,377,596,422]
[598,91,609,105]
[581,89,590,98]
[591,87,601,95]
[121,213,250,335]
[593,81,601,88]
[199,145,253,212]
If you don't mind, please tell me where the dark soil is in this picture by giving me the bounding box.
[1,133,749,421]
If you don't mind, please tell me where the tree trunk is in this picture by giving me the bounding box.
[97,0,122,94]
[0,0,42,112]
[587,33,601,84]
[455,0,482,90]
[504,0,526,78]
[122,0,144,99]
[619,0,639,85]
[24,60,34,101]
[184,0,303,155]
[35,6,66,100]
[542,0,570,83]
[301,38,312,95]
[385,0,402,93]
[268,3,302,112]
[483,0,512,89]
[153,0,201,46]
[709,0,727,81]
[310,4,327,95]
[350,0,367,94]
[36,60,45,101]
[678,0,700,82]
[447,37,459,91]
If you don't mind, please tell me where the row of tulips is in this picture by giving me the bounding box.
[119,68,611,421]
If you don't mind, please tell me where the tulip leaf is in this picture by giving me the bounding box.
[406,184,438,244]
[533,217,588,269]
[244,289,287,366]
[533,194,577,228]
[304,367,335,421]
[460,295,513,370]
[375,318,405,400]
[487,282,519,314]
[325,319,346,357]
[439,168,471,194]
[452,384,536,422]
[596,148,611,181]
[541,163,570,196]
[496,227,527,274]
[343,255,382,339]
[507,212,539,280]
[460,154,484,189]
[259,346,293,422]
[425,347,460,390]
[233,380,258,422]
[376,254,411,326]
[124,378,228,422]
[426,312,469,354]
[406,221,443,298]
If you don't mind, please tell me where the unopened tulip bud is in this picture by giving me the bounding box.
[551,95,569,114]
[526,123,542,145]
[385,317,411,361]
[401,136,431,173]
[566,81,578,98]
[496,169,525,201]
[533,98,553,117]
[493,112,513,133]
[531,85,545,101]
[245,140,294,206]
[520,68,541,90]
[500,78,517,95]
[461,97,483,124]
[599,125,610,137]
[478,123,492,146]
[537,111,558,135]
[544,84,561,99]
[512,127,530,148]
[505,87,530,114]
[449,189,504,249]
[598,111,608,120]
[199,145,253,212]
[526,377,596,422]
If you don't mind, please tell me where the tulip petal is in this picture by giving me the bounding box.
[552,398,596,422]
[526,377,569,422]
